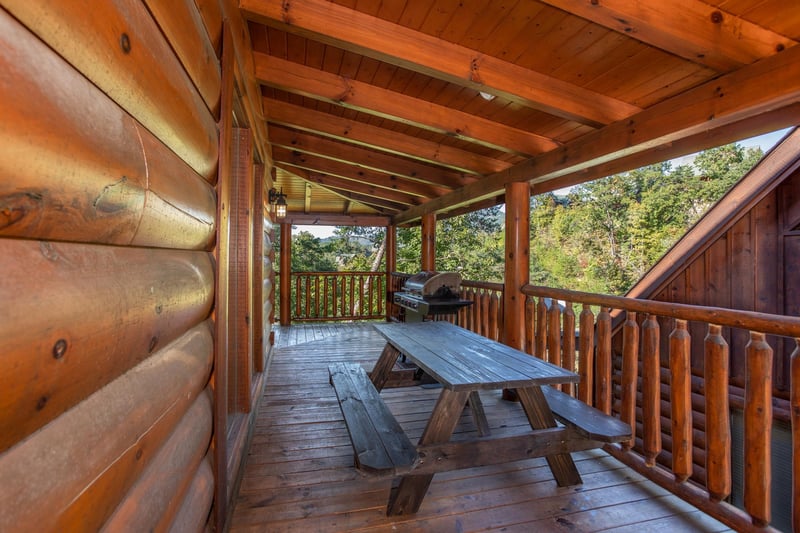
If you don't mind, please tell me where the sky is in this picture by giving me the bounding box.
[295,127,794,239]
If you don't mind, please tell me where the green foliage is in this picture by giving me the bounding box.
[287,231,338,272]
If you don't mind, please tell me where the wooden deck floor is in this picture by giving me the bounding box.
[230,323,732,532]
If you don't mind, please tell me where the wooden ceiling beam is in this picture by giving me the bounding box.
[241,0,639,126]
[272,146,446,200]
[278,165,403,213]
[265,99,511,175]
[539,0,797,72]
[268,124,476,189]
[393,44,800,224]
[276,154,424,208]
[282,213,391,227]
[254,53,558,156]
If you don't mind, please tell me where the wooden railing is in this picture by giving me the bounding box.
[521,284,800,533]
[277,271,387,322]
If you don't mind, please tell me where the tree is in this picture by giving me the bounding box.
[288,230,337,272]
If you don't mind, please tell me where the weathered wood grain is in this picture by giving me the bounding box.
[0,240,214,452]
[142,0,221,116]
[168,455,214,533]
[0,9,215,248]
[3,0,218,179]
[0,322,214,532]
[102,389,212,532]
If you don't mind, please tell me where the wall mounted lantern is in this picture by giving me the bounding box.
[268,187,287,218]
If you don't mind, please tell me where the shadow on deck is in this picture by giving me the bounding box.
[230,323,732,532]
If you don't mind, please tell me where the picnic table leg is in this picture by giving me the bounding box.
[370,343,401,391]
[517,385,582,486]
[467,391,490,436]
[387,388,470,515]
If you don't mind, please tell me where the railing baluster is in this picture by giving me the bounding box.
[704,324,731,501]
[595,307,612,414]
[489,292,499,341]
[642,314,661,466]
[547,300,561,372]
[562,302,575,395]
[669,319,692,483]
[524,295,535,355]
[621,311,639,451]
[578,304,594,406]
[744,331,772,527]
[535,297,547,360]
[791,338,800,533]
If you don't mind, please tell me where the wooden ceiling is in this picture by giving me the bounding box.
[238,0,800,226]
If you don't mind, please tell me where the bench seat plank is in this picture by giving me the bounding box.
[542,386,631,443]
[329,362,419,475]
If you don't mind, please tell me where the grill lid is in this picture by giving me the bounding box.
[403,271,462,297]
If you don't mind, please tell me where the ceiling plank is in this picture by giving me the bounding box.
[539,0,796,72]
[272,148,440,201]
[394,43,800,223]
[241,0,640,126]
[265,99,512,175]
[268,124,476,188]
[255,52,559,155]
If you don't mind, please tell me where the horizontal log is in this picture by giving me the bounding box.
[102,389,212,532]
[0,9,216,248]
[0,322,214,532]
[142,0,221,116]
[3,0,218,178]
[0,240,214,452]
[167,456,214,533]
[192,0,223,54]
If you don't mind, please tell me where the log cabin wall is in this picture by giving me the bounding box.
[0,1,272,531]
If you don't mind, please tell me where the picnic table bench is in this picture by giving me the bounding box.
[328,321,631,516]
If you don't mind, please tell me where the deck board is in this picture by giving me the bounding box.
[230,323,732,532]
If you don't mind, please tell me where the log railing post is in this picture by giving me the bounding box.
[578,304,594,406]
[524,296,535,355]
[562,302,576,395]
[744,331,773,527]
[704,324,731,501]
[641,314,661,466]
[669,319,692,483]
[791,338,800,533]
[596,307,612,414]
[621,311,639,451]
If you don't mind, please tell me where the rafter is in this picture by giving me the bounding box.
[273,148,443,205]
[268,125,475,189]
[255,53,559,155]
[281,213,391,227]
[241,0,640,126]
[394,43,800,223]
[265,99,511,175]
[278,165,404,213]
[539,0,797,72]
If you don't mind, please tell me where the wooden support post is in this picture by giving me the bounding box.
[562,302,576,396]
[535,297,547,359]
[420,213,436,272]
[503,181,529,350]
[385,225,396,321]
[578,304,595,406]
[212,21,234,532]
[279,222,291,326]
[595,307,612,414]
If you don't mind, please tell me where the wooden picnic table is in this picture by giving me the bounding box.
[365,321,629,516]
[329,322,631,515]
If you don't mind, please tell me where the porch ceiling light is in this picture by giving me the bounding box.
[269,187,287,218]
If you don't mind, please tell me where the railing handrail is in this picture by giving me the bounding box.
[522,284,800,338]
